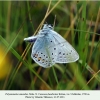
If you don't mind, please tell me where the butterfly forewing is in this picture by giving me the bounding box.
[49,30,79,63]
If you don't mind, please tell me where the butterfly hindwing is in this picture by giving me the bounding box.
[31,33,58,68]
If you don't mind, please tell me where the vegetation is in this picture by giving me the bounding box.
[0,1,100,90]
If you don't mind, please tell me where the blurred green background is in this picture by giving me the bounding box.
[0,1,100,90]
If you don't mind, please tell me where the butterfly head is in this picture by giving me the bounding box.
[42,24,53,30]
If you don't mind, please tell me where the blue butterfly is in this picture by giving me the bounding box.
[24,24,79,68]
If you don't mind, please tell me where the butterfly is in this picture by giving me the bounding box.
[24,24,79,68]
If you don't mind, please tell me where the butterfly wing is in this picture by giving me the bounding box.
[31,34,58,68]
[49,30,79,63]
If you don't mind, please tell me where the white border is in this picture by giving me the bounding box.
[0,90,100,100]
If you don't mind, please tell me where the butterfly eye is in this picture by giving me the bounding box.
[48,25,52,29]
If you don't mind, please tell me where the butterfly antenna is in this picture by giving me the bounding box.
[45,22,48,24]
[53,15,56,28]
